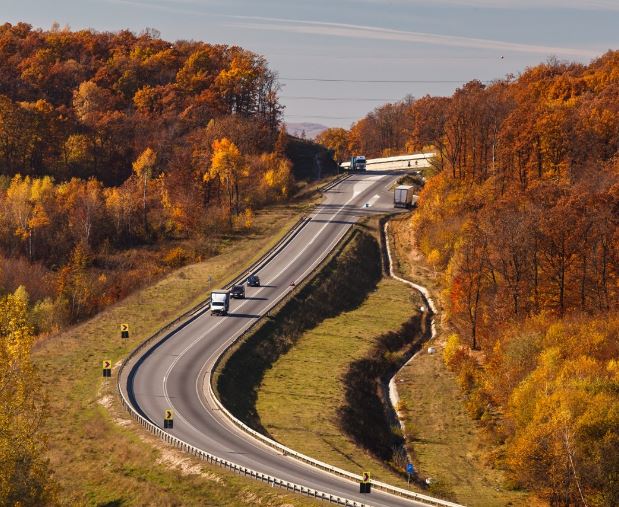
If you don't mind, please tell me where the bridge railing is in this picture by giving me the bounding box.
[340,152,437,170]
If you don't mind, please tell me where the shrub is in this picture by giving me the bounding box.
[31,297,69,334]
[163,247,189,268]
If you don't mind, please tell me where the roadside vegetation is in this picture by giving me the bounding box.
[388,215,531,506]
[319,52,619,504]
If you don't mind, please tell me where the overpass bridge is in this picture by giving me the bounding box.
[340,152,436,171]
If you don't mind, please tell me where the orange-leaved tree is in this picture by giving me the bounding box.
[204,138,246,226]
[316,128,350,164]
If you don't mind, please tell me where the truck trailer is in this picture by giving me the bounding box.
[211,290,230,316]
[394,185,416,208]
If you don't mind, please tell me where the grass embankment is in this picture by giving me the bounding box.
[388,214,532,506]
[33,202,322,506]
[256,277,422,486]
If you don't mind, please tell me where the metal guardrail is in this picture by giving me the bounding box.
[116,392,368,506]
[320,173,350,192]
[115,176,462,507]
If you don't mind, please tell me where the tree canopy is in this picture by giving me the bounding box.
[324,52,619,504]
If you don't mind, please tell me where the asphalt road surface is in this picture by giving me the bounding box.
[121,172,433,507]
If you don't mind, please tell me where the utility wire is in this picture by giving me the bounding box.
[269,53,504,61]
[282,96,401,102]
[286,114,360,120]
[280,77,491,83]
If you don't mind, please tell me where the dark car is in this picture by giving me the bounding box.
[247,274,260,287]
[230,284,245,299]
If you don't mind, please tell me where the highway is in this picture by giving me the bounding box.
[119,171,435,507]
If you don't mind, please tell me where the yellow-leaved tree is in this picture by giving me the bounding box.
[0,287,56,505]
[132,147,157,235]
[4,175,53,260]
[204,138,245,226]
[260,153,291,201]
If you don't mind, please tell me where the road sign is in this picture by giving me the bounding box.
[102,359,112,377]
[407,463,414,474]
[120,323,129,339]
[359,471,371,493]
[164,409,174,429]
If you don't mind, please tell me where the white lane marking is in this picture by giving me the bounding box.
[364,194,380,208]
[191,223,359,457]
[269,178,386,278]
[159,275,277,431]
[159,175,384,433]
[353,174,382,198]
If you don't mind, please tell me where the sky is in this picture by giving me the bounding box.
[3,0,619,128]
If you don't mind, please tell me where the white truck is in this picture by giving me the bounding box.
[350,155,367,172]
[394,185,416,209]
[211,290,230,316]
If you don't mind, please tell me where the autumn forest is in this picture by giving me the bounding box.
[319,52,619,505]
[0,23,301,504]
[1,19,618,507]
[0,23,295,331]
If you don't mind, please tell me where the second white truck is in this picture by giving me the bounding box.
[394,185,416,208]
[211,290,230,316]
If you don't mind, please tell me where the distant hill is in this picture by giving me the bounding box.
[286,122,328,140]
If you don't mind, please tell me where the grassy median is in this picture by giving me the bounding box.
[388,214,532,506]
[33,201,323,506]
[255,275,422,488]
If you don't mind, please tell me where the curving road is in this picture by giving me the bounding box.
[120,171,431,507]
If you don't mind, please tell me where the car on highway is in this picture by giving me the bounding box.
[230,284,245,299]
[247,274,260,287]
